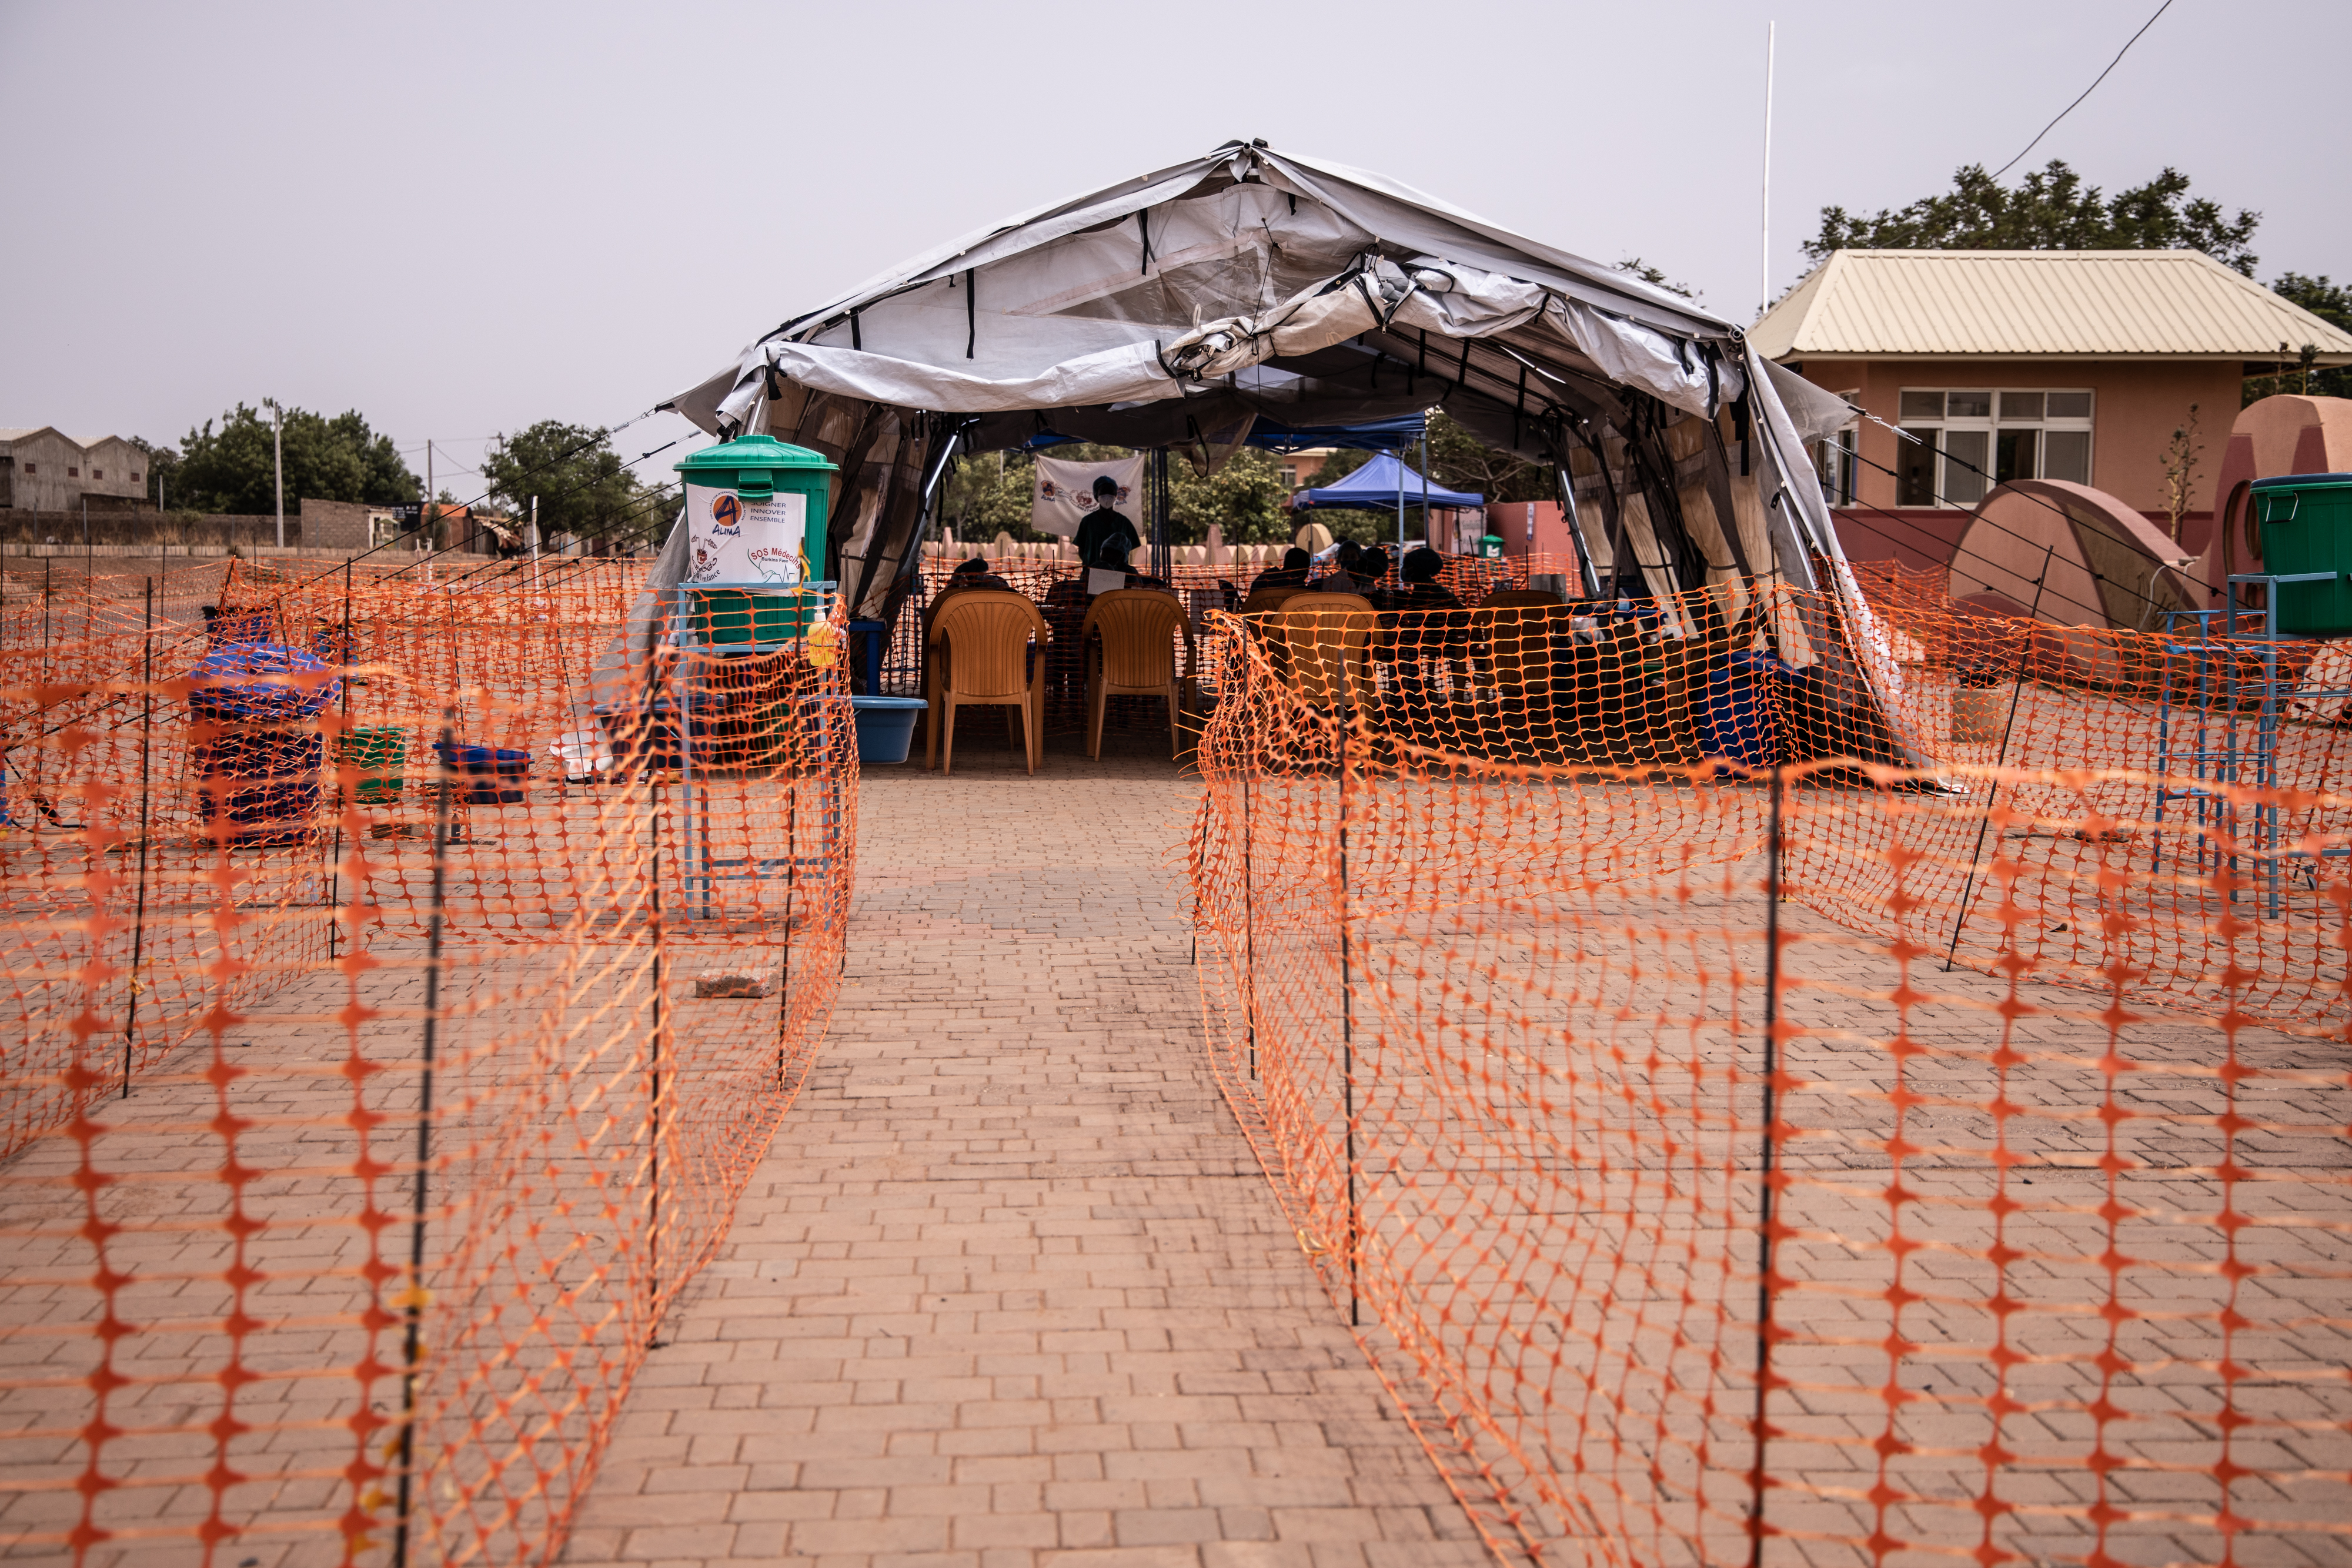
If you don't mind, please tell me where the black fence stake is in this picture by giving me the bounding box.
[1945,544,2055,970]
[121,580,155,1098]
[390,710,456,1568]
[1335,694,1358,1330]
[1748,761,1786,1568]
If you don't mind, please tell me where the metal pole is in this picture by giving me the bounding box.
[1242,644,1257,1081]
[121,580,156,1097]
[648,747,666,1346]
[1943,543,2057,969]
[1335,671,1358,1329]
[328,560,353,960]
[390,710,457,1568]
[1759,21,1776,322]
[780,700,797,1083]
[272,402,285,551]
[1419,426,1430,551]
[426,442,435,558]
[1746,760,1785,1568]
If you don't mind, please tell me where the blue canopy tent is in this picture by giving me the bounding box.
[1293,452,1482,549]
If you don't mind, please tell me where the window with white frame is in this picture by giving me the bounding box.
[1809,392,1861,506]
[1896,388,2092,506]
[1810,427,1858,506]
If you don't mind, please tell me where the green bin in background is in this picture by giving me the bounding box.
[2254,473,2352,636]
[338,726,406,805]
[676,434,838,644]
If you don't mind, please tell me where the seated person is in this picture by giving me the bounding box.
[1248,547,1312,597]
[1041,571,1091,613]
[945,556,1013,593]
[1384,546,1470,668]
[1315,540,1368,594]
[1072,476,1143,571]
[1391,546,1464,612]
[1358,547,1394,607]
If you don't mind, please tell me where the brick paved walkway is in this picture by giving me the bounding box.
[563,733,1488,1567]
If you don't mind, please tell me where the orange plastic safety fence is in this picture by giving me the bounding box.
[1188,579,2352,1567]
[3,556,852,1566]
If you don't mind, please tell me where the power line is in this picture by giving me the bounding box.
[1991,0,2174,179]
[275,411,665,586]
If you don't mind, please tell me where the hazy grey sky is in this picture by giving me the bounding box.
[4,0,2343,496]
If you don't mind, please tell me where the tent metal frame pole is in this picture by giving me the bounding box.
[1419,421,1430,550]
[1395,444,1404,551]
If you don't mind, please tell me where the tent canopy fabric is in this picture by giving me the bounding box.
[1295,452,1480,511]
[651,136,1917,766]
[1017,413,1431,455]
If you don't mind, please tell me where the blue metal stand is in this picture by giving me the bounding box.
[664,583,843,923]
[2152,572,2351,915]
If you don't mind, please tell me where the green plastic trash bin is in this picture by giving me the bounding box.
[676,434,839,643]
[1478,534,1505,560]
[2255,473,2352,636]
[338,726,406,805]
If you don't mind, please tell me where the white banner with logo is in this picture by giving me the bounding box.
[1031,454,1144,539]
[683,482,808,584]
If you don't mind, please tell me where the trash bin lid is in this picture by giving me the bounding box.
[676,434,837,497]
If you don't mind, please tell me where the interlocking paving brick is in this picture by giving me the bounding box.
[563,742,1480,1567]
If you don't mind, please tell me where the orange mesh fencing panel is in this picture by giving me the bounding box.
[3,556,852,1566]
[1188,581,2352,1567]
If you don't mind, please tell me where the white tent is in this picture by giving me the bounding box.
[661,138,1919,764]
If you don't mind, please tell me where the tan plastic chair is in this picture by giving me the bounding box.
[1268,593,1376,711]
[926,590,1048,774]
[1238,584,1303,617]
[1078,589,1195,758]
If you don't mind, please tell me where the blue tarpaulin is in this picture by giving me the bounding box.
[1294,452,1482,511]
[186,643,341,721]
[1247,416,1428,454]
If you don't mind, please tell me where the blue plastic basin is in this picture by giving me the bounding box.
[851,696,927,765]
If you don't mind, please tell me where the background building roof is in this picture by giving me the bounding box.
[1751,249,2352,364]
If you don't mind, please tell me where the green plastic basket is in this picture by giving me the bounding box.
[338,726,406,805]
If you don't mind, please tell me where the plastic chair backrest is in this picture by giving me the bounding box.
[930,591,1045,700]
[1480,587,1565,609]
[1240,586,1302,617]
[1271,594,1375,710]
[1081,590,1192,687]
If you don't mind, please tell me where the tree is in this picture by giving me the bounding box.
[1615,257,1699,301]
[1426,410,1549,504]
[170,403,422,514]
[1169,447,1289,545]
[1805,161,2260,276]
[941,449,1046,543]
[482,421,670,550]
[2243,273,2352,403]
[2159,404,2204,544]
[130,436,182,510]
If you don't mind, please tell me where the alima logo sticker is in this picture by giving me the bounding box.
[709,493,743,533]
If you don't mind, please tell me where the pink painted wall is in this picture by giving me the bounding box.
[1795,357,2240,516]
